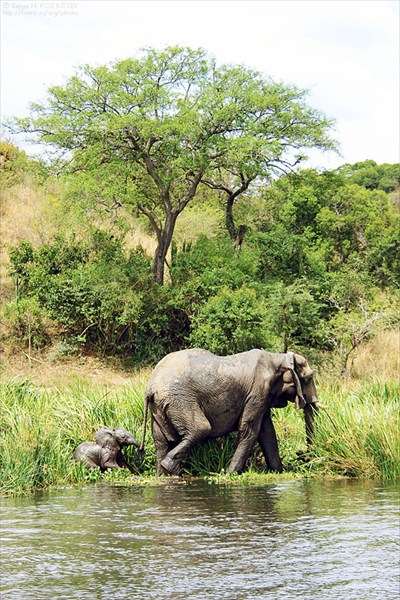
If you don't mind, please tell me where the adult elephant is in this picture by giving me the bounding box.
[141,348,320,475]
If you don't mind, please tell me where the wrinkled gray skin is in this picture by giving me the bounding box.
[73,427,140,473]
[142,349,319,476]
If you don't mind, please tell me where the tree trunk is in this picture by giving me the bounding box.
[140,171,203,285]
[283,329,289,353]
[226,195,236,240]
[234,225,247,250]
[152,247,166,286]
[151,211,178,285]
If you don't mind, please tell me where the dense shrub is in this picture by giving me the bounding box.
[2,297,53,351]
[6,232,185,362]
[0,140,49,187]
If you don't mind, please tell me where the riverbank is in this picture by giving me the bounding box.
[1,356,398,495]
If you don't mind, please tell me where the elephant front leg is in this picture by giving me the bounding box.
[227,439,257,474]
[258,411,283,472]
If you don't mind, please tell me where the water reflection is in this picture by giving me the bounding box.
[1,479,399,599]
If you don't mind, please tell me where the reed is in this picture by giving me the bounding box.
[0,376,398,495]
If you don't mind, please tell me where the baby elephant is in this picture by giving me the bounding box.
[73,427,140,473]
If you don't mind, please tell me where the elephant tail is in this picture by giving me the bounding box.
[140,392,152,452]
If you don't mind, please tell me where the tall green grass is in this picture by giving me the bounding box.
[0,378,152,495]
[0,377,399,495]
[311,381,400,479]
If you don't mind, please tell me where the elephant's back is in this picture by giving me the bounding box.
[146,348,266,385]
[145,348,262,400]
[145,348,214,390]
[73,441,95,461]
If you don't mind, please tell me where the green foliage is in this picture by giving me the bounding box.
[0,141,31,187]
[262,169,397,279]
[265,281,325,352]
[364,221,400,287]
[0,140,49,187]
[253,227,326,283]
[338,160,400,192]
[189,286,269,354]
[4,157,398,361]
[170,235,260,311]
[2,298,53,350]
[5,231,184,361]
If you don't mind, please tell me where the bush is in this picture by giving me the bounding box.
[6,231,184,362]
[2,297,53,351]
[189,286,270,354]
[265,280,325,352]
[0,140,49,187]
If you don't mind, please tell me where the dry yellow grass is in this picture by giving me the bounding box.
[0,178,222,297]
[350,329,400,380]
[1,329,398,390]
[0,350,151,390]
[0,182,59,300]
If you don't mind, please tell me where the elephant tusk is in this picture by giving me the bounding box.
[313,401,326,410]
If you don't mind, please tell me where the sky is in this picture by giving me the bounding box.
[1,0,399,170]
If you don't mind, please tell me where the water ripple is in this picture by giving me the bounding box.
[1,479,399,599]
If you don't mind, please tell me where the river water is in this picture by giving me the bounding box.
[1,479,399,599]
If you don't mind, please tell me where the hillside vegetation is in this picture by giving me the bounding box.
[1,140,399,493]
[1,141,399,373]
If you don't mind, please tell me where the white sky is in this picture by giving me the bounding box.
[1,0,399,169]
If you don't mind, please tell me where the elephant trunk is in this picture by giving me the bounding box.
[303,402,318,447]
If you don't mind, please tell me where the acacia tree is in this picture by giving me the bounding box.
[13,46,336,284]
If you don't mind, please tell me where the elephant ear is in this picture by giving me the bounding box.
[283,352,306,410]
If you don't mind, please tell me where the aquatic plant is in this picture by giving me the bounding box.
[312,381,400,479]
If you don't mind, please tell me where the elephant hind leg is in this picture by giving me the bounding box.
[152,419,174,476]
[161,410,213,476]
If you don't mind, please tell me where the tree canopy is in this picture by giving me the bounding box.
[13,46,336,283]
